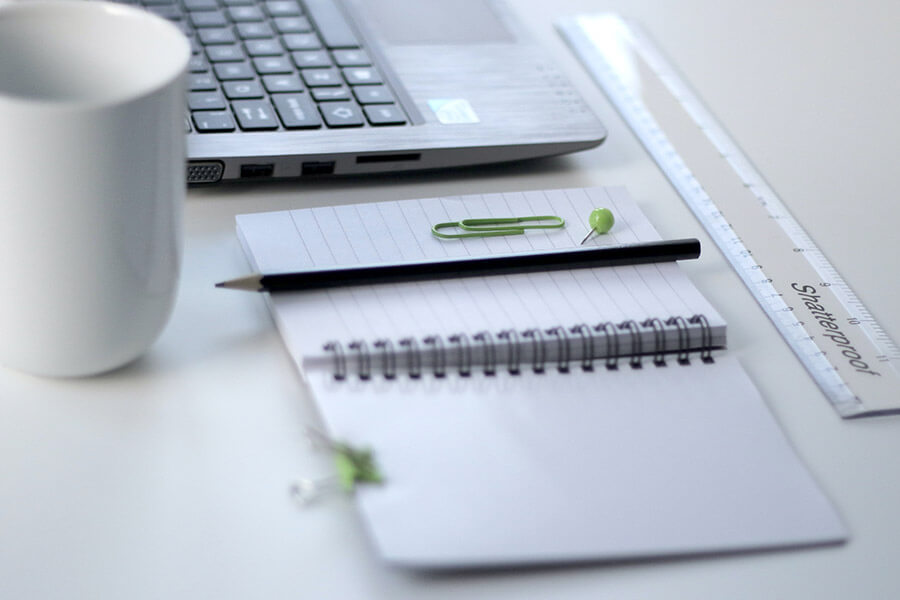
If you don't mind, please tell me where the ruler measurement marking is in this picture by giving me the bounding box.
[560,15,900,417]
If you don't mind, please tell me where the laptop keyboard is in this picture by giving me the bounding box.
[117,0,409,133]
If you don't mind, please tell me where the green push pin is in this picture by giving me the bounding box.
[580,208,615,244]
[333,442,384,492]
[290,428,385,506]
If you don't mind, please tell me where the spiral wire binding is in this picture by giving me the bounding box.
[448,333,473,377]
[522,328,548,373]
[665,315,692,364]
[348,340,372,380]
[591,321,620,370]
[373,339,397,379]
[473,331,497,376]
[570,323,595,371]
[546,326,572,372]
[323,341,347,380]
[423,335,447,377]
[642,317,668,366]
[497,329,522,374]
[399,337,422,378]
[617,320,644,368]
[324,313,716,380]
[689,314,715,363]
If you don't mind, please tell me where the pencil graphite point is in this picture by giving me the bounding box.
[215,274,264,291]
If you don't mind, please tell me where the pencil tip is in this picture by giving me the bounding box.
[214,274,264,292]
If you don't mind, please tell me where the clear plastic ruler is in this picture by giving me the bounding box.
[558,14,900,417]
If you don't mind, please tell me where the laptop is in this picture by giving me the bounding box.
[125,0,607,182]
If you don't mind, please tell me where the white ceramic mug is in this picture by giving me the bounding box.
[0,1,190,376]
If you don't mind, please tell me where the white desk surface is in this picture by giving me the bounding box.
[2,1,898,598]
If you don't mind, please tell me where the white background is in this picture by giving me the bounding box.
[1,0,898,598]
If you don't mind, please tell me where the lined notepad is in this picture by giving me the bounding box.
[235,187,846,568]
[237,187,725,369]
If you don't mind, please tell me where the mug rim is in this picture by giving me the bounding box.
[0,0,191,109]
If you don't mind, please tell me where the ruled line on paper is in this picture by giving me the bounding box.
[235,187,724,360]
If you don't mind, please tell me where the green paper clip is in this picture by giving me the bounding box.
[432,215,565,239]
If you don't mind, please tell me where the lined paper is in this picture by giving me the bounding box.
[235,187,723,364]
[234,187,846,568]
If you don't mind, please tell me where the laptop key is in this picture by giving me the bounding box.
[223,80,265,99]
[245,39,284,56]
[291,50,332,68]
[192,110,236,132]
[273,16,312,33]
[282,33,323,51]
[262,74,305,93]
[183,0,219,10]
[189,55,211,72]
[236,22,274,39]
[189,73,218,91]
[332,49,371,67]
[198,27,237,45]
[363,104,407,126]
[213,61,255,80]
[301,67,341,87]
[207,44,246,62]
[253,56,294,74]
[320,102,364,127]
[342,66,382,85]
[265,1,302,17]
[353,85,393,104]
[272,94,323,128]
[233,100,280,130]
[227,6,265,22]
[189,91,228,110]
[190,10,227,28]
[311,87,351,101]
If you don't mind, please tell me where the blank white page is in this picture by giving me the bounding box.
[235,187,724,366]
[306,355,847,567]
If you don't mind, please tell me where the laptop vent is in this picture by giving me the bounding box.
[187,161,224,184]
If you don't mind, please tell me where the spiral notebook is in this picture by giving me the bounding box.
[235,187,846,568]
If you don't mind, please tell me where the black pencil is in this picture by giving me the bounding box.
[215,238,701,293]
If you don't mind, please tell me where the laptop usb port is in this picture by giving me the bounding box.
[240,163,274,178]
[301,161,336,176]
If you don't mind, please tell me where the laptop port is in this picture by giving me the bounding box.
[187,161,224,184]
[301,161,336,176]
[240,163,275,178]
[355,153,421,164]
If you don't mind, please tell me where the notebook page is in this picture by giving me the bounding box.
[235,187,724,365]
[305,355,846,567]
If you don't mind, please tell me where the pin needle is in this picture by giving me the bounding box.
[580,208,615,244]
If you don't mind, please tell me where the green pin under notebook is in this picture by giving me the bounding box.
[290,428,384,505]
[333,442,384,492]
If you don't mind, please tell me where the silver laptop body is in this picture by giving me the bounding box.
[175,0,606,182]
